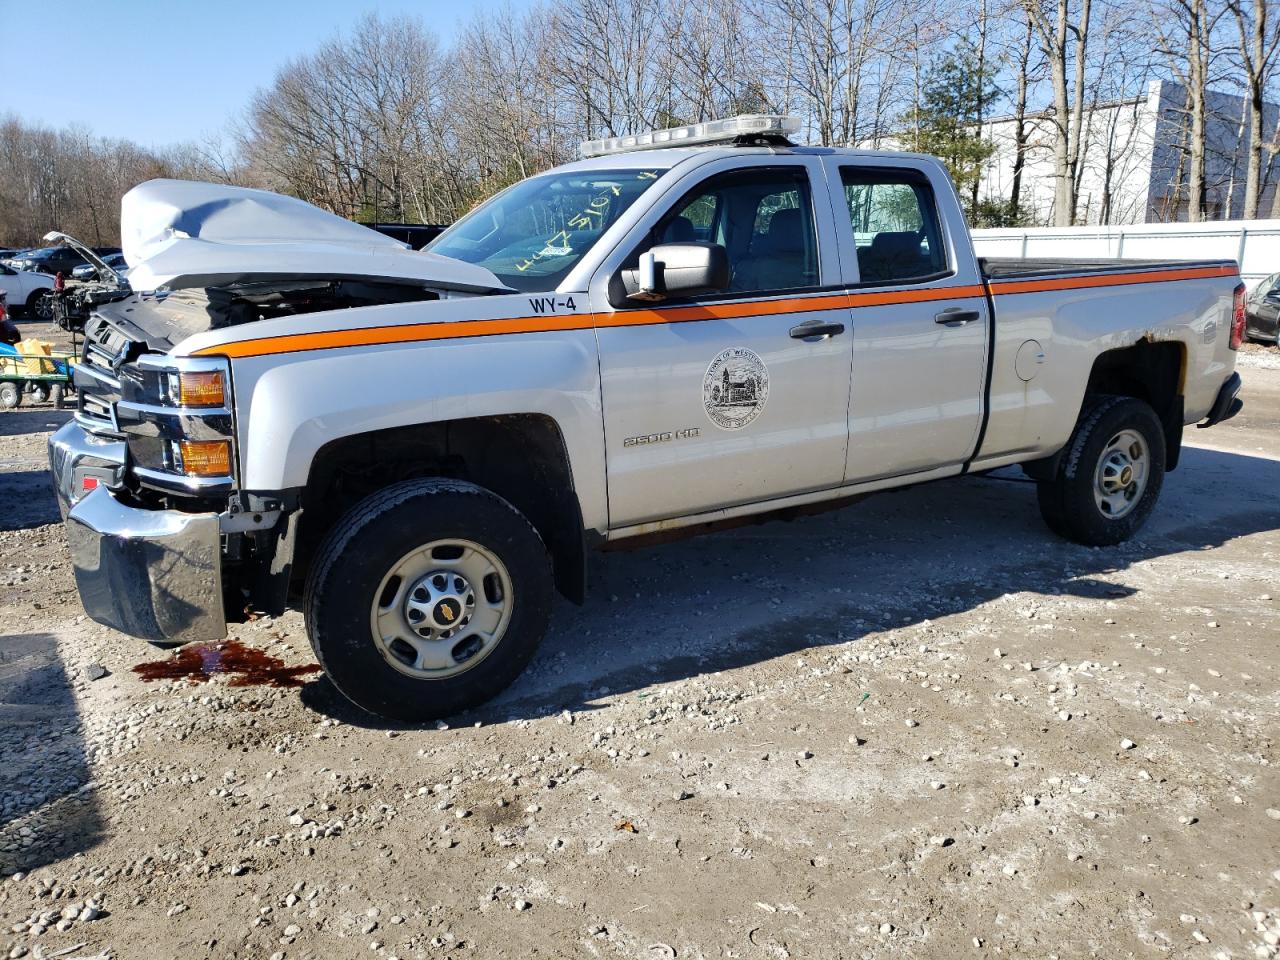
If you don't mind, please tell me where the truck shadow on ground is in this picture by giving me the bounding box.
[0,408,72,439]
[0,632,102,872]
[0,468,63,531]
[297,444,1280,729]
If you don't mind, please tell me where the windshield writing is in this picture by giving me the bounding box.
[427,169,662,293]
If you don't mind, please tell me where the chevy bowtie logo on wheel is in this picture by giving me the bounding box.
[434,600,459,625]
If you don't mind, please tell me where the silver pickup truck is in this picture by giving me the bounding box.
[49,115,1245,722]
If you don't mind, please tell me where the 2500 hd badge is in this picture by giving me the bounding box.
[623,427,700,447]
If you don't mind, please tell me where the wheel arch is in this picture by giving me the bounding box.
[1024,338,1186,480]
[297,413,588,605]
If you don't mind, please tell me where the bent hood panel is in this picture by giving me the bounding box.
[120,179,505,293]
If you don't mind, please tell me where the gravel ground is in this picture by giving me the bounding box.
[0,336,1277,960]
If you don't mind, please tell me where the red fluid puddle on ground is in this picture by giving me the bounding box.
[132,639,321,688]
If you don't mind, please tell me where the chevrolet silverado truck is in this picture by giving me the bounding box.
[49,115,1245,722]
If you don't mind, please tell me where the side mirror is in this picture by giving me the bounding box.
[612,242,730,306]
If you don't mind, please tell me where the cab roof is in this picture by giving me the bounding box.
[549,144,943,175]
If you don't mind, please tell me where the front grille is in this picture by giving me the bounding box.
[76,314,132,434]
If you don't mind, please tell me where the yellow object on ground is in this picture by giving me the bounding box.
[16,339,55,375]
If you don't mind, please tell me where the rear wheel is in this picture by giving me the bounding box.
[0,381,21,409]
[1037,395,1165,546]
[304,479,553,722]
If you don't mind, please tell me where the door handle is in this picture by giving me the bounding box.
[789,320,846,341]
[935,308,980,326]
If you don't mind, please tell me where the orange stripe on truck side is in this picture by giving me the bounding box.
[987,263,1237,296]
[193,265,1236,359]
[200,311,595,359]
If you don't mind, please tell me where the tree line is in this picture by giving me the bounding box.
[1,0,1277,247]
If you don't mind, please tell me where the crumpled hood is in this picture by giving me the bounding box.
[121,179,507,293]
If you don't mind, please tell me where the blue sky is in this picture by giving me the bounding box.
[0,0,525,149]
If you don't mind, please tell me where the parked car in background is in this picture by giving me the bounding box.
[0,261,56,318]
[1246,272,1279,344]
[7,246,91,276]
[72,252,128,281]
[0,249,33,268]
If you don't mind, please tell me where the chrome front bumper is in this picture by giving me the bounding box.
[50,421,227,643]
[48,420,127,517]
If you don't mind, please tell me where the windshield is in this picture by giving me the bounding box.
[427,168,663,292]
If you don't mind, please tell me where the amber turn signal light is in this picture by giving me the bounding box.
[177,440,231,477]
[176,370,226,407]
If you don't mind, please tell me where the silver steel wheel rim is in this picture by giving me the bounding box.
[1093,428,1148,520]
[370,539,513,680]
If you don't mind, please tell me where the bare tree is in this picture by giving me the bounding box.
[240,14,454,221]
[1021,0,1093,225]
[450,5,576,203]
[1152,0,1223,221]
[1225,0,1280,219]
[667,0,768,120]
[1006,7,1042,221]
[550,0,670,138]
[753,0,925,147]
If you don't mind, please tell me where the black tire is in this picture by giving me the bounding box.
[26,290,52,321]
[51,383,67,409]
[0,381,21,409]
[304,478,553,722]
[1037,395,1165,546]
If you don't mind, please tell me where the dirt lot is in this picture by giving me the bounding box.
[1,330,1277,960]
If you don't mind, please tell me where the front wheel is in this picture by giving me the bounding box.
[304,479,553,722]
[26,290,53,321]
[1037,395,1165,546]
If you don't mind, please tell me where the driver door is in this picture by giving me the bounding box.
[590,156,853,529]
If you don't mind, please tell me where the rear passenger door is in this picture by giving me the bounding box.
[824,160,990,482]
[590,156,853,529]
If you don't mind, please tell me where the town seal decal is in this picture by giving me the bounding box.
[702,347,770,430]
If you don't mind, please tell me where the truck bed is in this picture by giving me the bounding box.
[980,257,1235,280]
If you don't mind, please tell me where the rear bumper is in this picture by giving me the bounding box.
[50,420,227,644]
[1198,371,1243,429]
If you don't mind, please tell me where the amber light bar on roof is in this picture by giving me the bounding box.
[580,115,802,158]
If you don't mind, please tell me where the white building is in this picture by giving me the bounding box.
[977,78,1280,226]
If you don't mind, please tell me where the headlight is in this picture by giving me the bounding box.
[114,356,237,494]
[170,369,226,407]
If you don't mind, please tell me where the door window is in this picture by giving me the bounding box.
[840,168,947,285]
[655,168,819,294]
